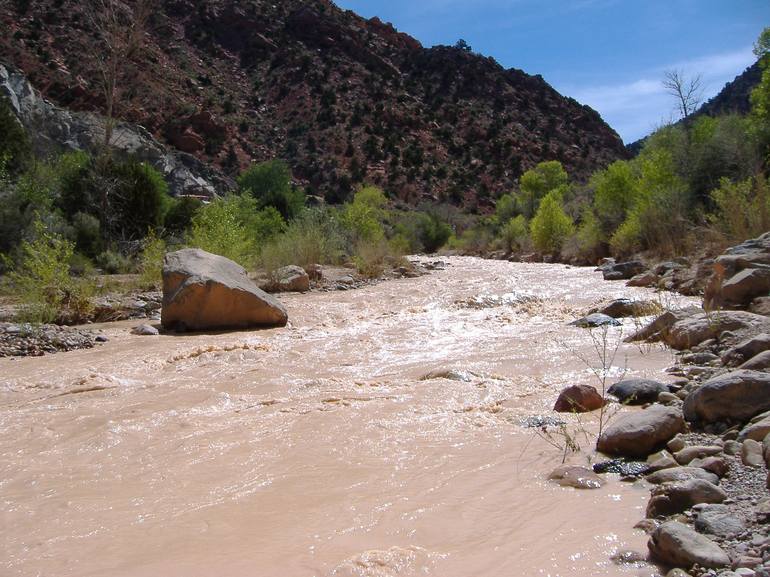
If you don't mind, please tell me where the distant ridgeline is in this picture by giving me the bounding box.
[0,0,627,209]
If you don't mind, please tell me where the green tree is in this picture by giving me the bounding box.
[187,197,254,265]
[530,189,574,254]
[238,160,305,221]
[518,160,569,218]
[342,185,387,242]
[592,160,638,232]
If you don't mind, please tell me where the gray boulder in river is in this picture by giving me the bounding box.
[161,249,288,332]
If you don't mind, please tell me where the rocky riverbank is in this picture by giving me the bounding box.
[546,232,770,577]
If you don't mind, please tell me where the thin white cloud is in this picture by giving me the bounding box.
[563,47,757,142]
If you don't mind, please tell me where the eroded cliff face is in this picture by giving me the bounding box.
[0,0,627,207]
[0,63,232,197]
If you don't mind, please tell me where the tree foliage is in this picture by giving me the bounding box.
[237,160,305,221]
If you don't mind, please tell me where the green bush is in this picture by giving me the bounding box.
[238,160,305,221]
[416,213,452,253]
[187,196,254,265]
[592,160,639,233]
[353,238,390,278]
[258,208,345,273]
[5,219,94,324]
[59,156,170,243]
[500,215,529,252]
[518,160,569,219]
[342,185,387,243]
[95,250,132,274]
[709,176,770,244]
[567,210,604,263]
[530,190,574,254]
[164,196,203,236]
[72,212,103,258]
[138,231,167,289]
[609,212,642,257]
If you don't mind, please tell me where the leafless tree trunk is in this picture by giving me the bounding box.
[89,0,153,149]
[662,69,703,120]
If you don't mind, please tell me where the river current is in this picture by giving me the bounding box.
[0,257,696,576]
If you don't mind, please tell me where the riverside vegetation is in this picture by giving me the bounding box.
[1,28,770,324]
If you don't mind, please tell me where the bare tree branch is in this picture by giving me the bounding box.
[87,0,153,149]
[662,69,704,120]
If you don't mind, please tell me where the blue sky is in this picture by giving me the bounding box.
[334,0,769,143]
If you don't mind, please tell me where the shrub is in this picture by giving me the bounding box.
[500,215,529,252]
[238,159,305,220]
[592,160,639,233]
[5,219,94,324]
[72,212,103,258]
[342,185,387,242]
[530,190,574,254]
[565,210,604,263]
[709,176,770,244]
[59,156,170,243]
[138,231,166,289]
[187,196,254,265]
[416,213,452,253]
[164,196,203,236]
[95,250,132,274]
[353,238,390,278]
[609,212,642,257]
[258,208,345,274]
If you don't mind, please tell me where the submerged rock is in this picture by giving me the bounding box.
[569,313,621,328]
[161,249,288,332]
[548,465,605,489]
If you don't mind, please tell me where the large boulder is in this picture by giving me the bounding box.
[720,267,770,307]
[663,311,770,350]
[161,249,288,331]
[683,370,770,424]
[607,378,669,405]
[648,521,730,569]
[705,233,770,310]
[597,405,686,458]
[722,333,770,366]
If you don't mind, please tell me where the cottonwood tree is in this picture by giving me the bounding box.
[662,69,703,120]
[89,0,154,149]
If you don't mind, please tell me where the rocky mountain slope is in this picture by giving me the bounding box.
[0,0,627,207]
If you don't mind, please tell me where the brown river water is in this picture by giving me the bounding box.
[0,257,697,577]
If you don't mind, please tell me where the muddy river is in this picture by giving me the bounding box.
[0,257,696,576]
